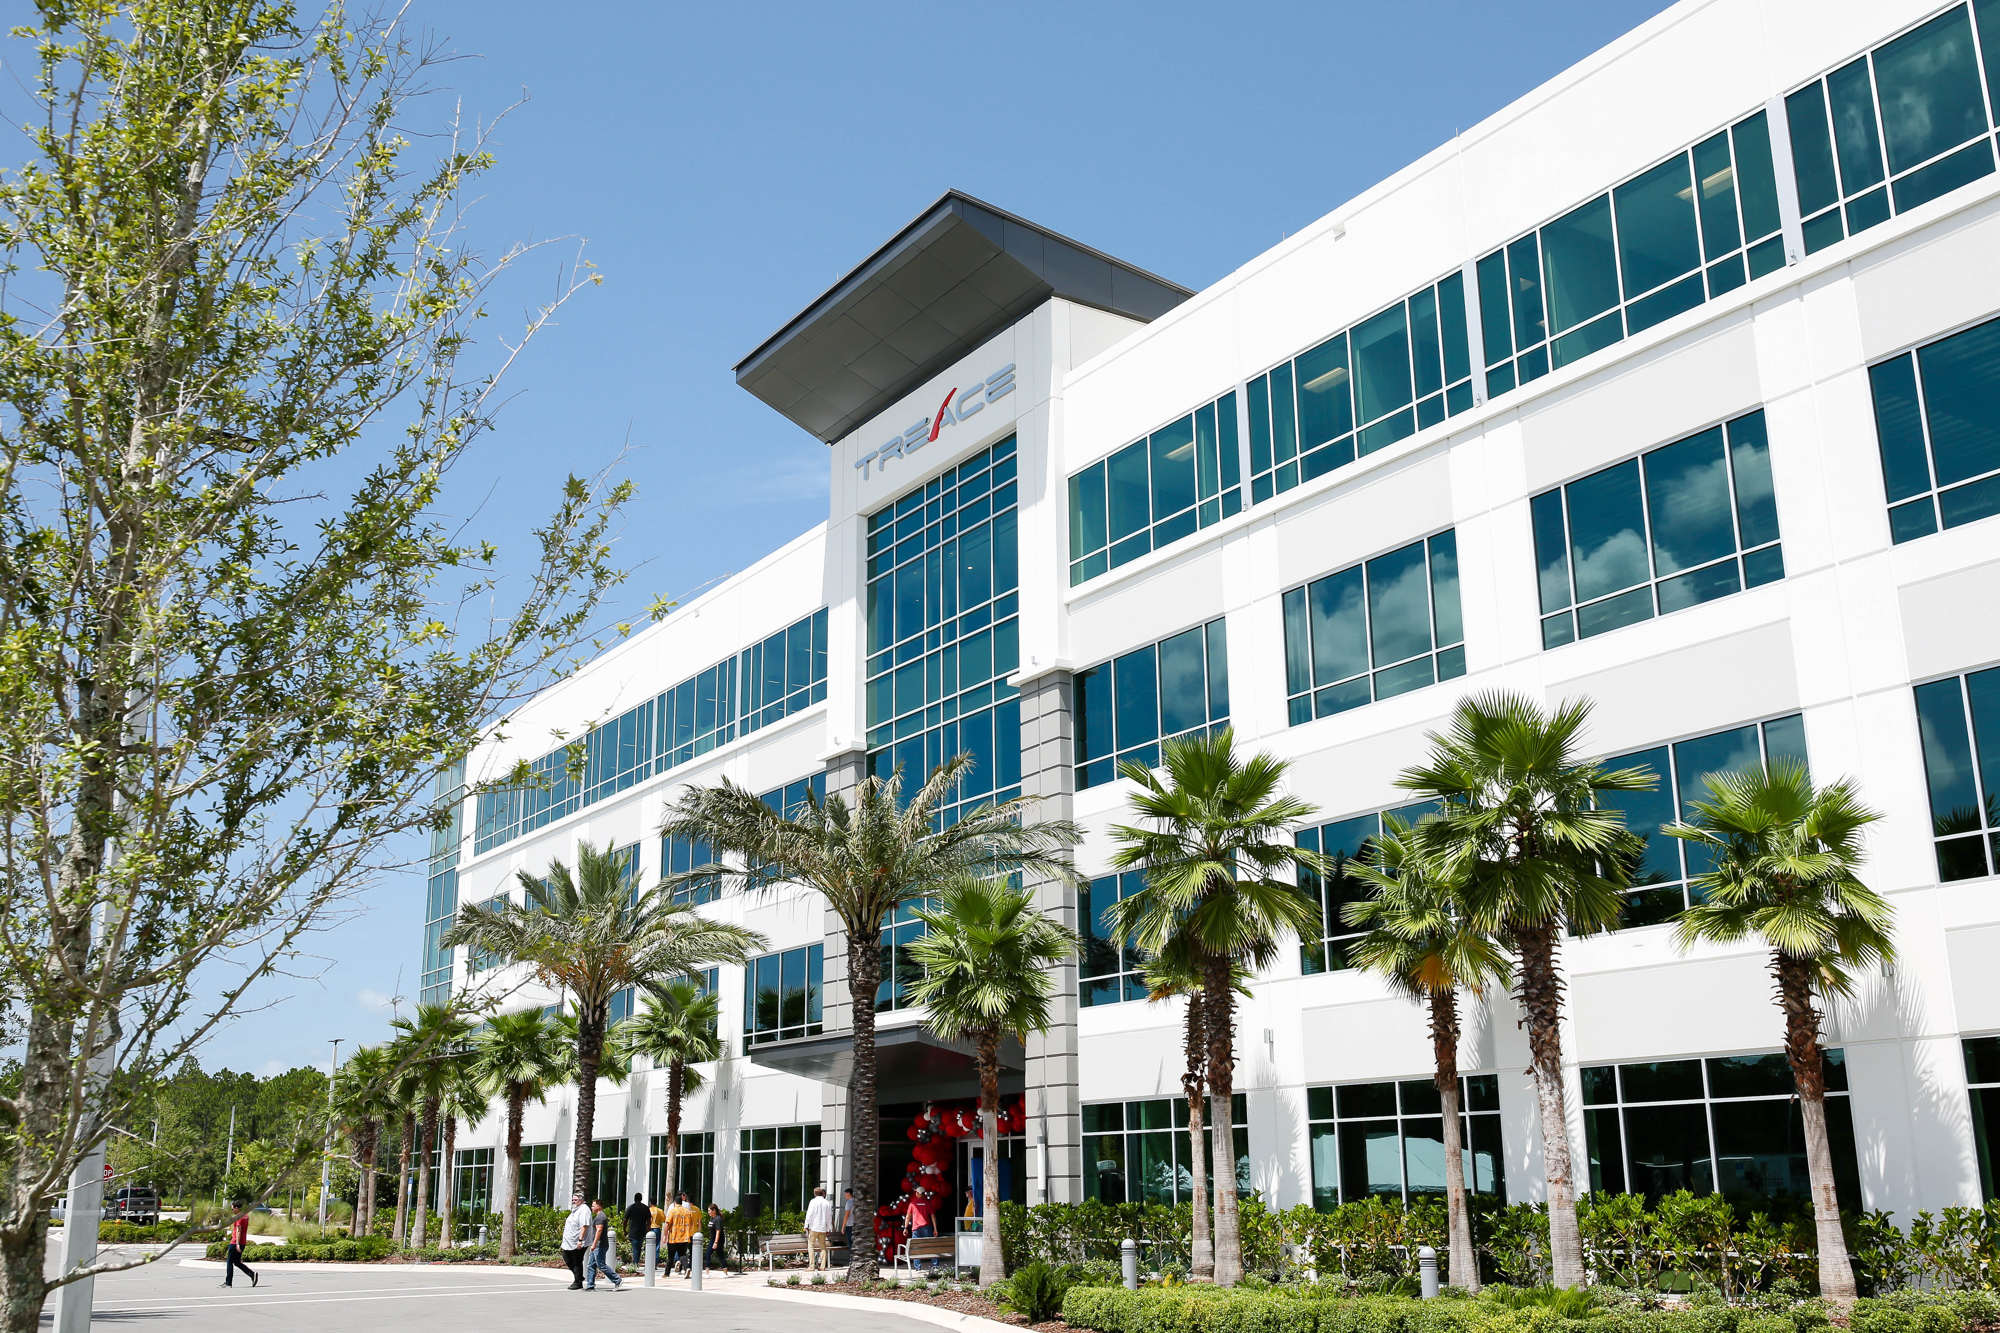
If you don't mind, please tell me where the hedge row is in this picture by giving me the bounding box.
[1057,1290,2000,1333]
[203,1236,394,1263]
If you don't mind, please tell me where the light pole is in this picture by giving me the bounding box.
[317,1037,343,1227]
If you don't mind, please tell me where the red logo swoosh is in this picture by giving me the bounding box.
[929,388,958,442]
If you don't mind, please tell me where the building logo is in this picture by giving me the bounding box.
[854,363,1015,480]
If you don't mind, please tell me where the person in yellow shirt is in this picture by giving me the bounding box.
[663,1192,703,1274]
[649,1199,667,1250]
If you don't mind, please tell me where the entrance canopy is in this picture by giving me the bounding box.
[748,1024,1024,1104]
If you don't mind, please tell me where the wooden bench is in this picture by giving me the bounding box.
[892,1234,955,1277]
[759,1233,810,1269]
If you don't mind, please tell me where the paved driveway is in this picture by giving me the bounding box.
[43,1252,974,1331]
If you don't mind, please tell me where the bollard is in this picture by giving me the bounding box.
[477,1224,488,1248]
[691,1232,705,1291]
[645,1229,660,1286]
[1121,1238,1138,1291]
[1418,1246,1438,1300]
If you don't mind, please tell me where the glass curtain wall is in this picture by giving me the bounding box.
[1306,1076,1505,1208]
[1074,619,1230,789]
[1870,312,2000,542]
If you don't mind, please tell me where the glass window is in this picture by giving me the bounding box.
[1297,799,1439,974]
[451,1147,494,1215]
[737,1125,821,1216]
[1479,111,1784,399]
[1307,1075,1505,1209]
[1248,272,1474,505]
[1599,713,1807,928]
[1789,4,1999,255]
[1083,1095,1248,1205]
[1074,618,1230,789]
[739,609,830,737]
[1869,315,2000,542]
[650,1131,715,1206]
[590,1138,629,1208]
[1534,410,1782,647]
[517,1143,556,1208]
[1282,532,1466,726]
[1582,1052,1860,1210]
[742,944,823,1045]
[1069,394,1243,585]
[1915,668,2000,881]
[866,437,1022,829]
[1080,871,1150,1007]
[1967,1037,2000,1198]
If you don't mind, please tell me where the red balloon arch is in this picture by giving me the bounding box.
[874,1097,1028,1261]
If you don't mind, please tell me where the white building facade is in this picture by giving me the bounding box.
[430,0,2000,1226]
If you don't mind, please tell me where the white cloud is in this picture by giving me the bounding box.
[258,1059,289,1078]
[356,987,397,1013]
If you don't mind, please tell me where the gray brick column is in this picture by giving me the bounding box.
[1017,670,1082,1204]
[817,746,870,1193]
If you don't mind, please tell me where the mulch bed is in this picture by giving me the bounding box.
[780,1279,1065,1332]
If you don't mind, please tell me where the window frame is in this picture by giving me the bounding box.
[1305,1074,1506,1208]
[1281,529,1466,725]
[742,943,824,1046]
[1296,798,1439,974]
[736,1123,823,1217]
[1067,391,1245,585]
[1081,1094,1249,1206]
[1913,664,2000,881]
[517,1142,557,1208]
[1074,616,1231,789]
[1869,311,2000,543]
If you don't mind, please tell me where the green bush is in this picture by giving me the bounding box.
[202,1235,394,1263]
[1000,1261,1073,1322]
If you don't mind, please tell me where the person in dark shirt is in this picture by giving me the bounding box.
[623,1193,653,1266]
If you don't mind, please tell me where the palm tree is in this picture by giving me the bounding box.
[1667,761,1891,1304]
[389,1003,476,1249]
[553,1010,636,1202]
[616,979,721,1208]
[388,1057,421,1246]
[442,841,764,1198]
[1345,814,1510,1292]
[906,876,1078,1286]
[1137,947,1249,1283]
[435,1063,488,1247]
[465,1009,567,1258]
[1106,728,1327,1286]
[1400,692,1650,1289]
[660,752,1080,1282]
[334,1045,396,1238]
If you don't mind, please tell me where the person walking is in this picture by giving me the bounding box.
[560,1192,593,1290]
[585,1197,625,1291]
[705,1203,728,1270]
[839,1187,854,1256]
[624,1192,653,1267]
[220,1205,258,1289]
[803,1184,834,1271]
[663,1191,701,1274]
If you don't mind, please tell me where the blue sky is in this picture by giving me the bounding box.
[218,0,1671,1075]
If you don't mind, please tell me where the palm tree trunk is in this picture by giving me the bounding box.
[664,1061,684,1199]
[1777,952,1856,1303]
[1430,988,1478,1291]
[501,1086,525,1259]
[410,1100,437,1249]
[1203,952,1243,1285]
[1515,923,1583,1289]
[440,1114,458,1248]
[394,1111,414,1246]
[363,1131,380,1236]
[572,1004,605,1200]
[976,1032,1004,1287]
[846,927,884,1281]
[1183,992,1213,1282]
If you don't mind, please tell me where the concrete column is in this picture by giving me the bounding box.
[1017,669,1082,1203]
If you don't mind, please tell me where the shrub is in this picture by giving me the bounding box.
[1001,1261,1072,1323]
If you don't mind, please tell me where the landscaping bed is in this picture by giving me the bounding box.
[774,1276,1057,1329]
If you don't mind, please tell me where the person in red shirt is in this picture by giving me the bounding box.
[903,1193,939,1273]
[222,1203,258,1288]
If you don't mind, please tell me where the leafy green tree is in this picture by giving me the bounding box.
[1668,761,1892,1304]
[335,1046,397,1238]
[465,1010,566,1257]
[0,2,633,1323]
[1400,692,1650,1289]
[661,753,1079,1281]
[1106,729,1326,1286]
[443,842,763,1198]
[1346,815,1510,1291]
[388,1006,476,1249]
[616,980,721,1206]
[907,877,1077,1286]
[435,1061,489,1245]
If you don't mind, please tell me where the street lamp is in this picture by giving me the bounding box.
[317,1037,343,1227]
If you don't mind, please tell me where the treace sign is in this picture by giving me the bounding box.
[853,363,1015,481]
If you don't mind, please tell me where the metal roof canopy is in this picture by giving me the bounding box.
[735,191,1191,445]
[744,1023,1024,1102]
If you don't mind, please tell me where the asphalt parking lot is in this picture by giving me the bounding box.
[42,1248,974,1331]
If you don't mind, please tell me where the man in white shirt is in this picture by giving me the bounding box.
[803,1184,835,1271]
[560,1192,593,1290]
